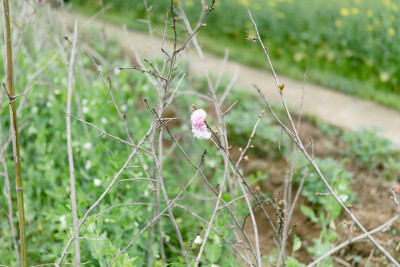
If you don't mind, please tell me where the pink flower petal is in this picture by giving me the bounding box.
[191,109,211,140]
[192,128,211,139]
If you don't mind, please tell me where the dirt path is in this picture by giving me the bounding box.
[64,12,400,149]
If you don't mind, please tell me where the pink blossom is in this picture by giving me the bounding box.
[191,109,211,139]
[38,0,45,4]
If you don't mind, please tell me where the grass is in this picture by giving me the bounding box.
[69,0,400,111]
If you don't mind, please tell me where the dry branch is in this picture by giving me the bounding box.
[66,20,81,267]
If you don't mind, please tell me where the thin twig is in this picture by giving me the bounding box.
[308,215,399,267]
[249,10,399,265]
[66,20,81,267]
[214,48,229,92]
[57,126,154,265]
[65,112,152,155]
[149,100,258,261]
[110,152,206,266]
[118,66,168,82]
[219,64,239,106]
[87,203,155,221]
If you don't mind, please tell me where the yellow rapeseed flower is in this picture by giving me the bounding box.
[239,0,250,7]
[388,28,395,36]
[340,8,349,16]
[351,8,359,15]
[367,10,373,17]
[268,1,276,7]
[185,0,194,7]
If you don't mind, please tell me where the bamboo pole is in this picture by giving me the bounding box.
[2,0,27,266]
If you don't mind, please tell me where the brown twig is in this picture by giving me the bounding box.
[249,10,399,266]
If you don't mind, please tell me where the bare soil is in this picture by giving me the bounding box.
[241,121,400,266]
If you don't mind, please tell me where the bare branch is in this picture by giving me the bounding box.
[66,20,81,267]
[65,112,152,155]
[249,10,400,266]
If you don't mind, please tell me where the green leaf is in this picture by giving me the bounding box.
[122,253,137,267]
[300,205,318,223]
[286,256,306,267]
[292,235,301,252]
[204,235,222,263]
[87,223,96,233]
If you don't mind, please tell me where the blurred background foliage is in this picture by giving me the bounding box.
[71,0,400,110]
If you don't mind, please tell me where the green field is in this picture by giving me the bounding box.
[71,0,400,110]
